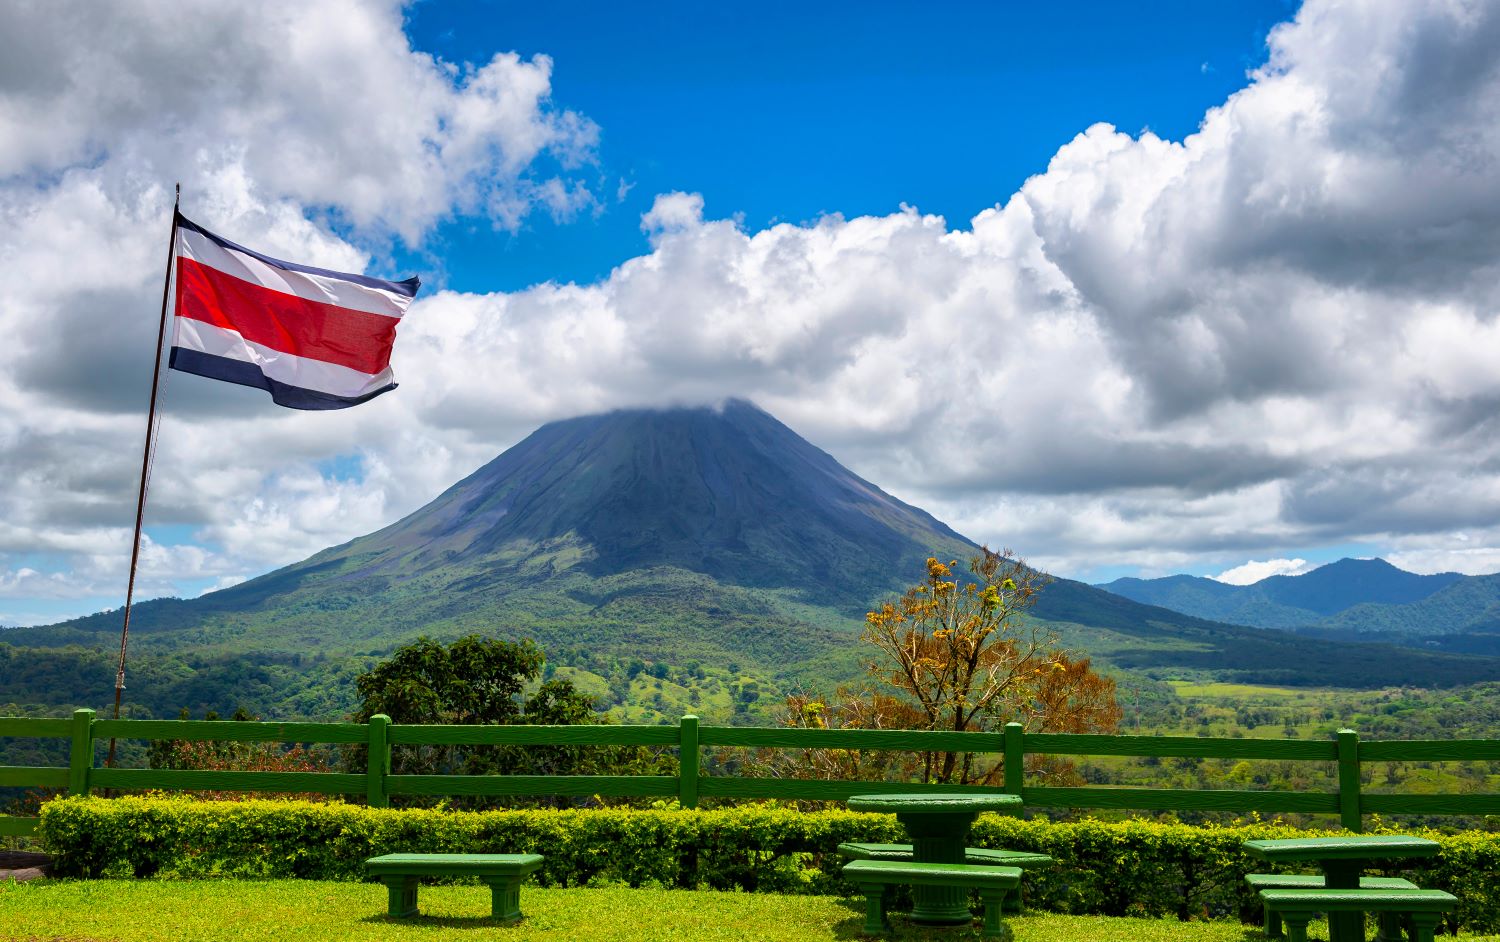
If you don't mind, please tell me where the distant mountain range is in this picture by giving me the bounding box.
[1098,558,1500,655]
[5,401,1498,723]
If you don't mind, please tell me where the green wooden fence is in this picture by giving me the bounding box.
[2,710,1498,838]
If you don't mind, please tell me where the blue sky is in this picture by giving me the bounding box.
[397,1,1296,293]
[4,0,1500,627]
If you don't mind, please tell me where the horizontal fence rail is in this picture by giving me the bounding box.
[1020,786,1343,815]
[387,724,681,747]
[699,727,1001,752]
[1023,733,1339,760]
[2,710,1498,837]
[90,718,369,745]
[388,774,679,799]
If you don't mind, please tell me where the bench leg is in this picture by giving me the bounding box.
[1280,912,1312,942]
[1002,884,1024,914]
[1263,903,1284,939]
[1408,912,1440,942]
[483,876,526,925]
[856,883,891,937]
[978,889,1014,942]
[382,876,418,918]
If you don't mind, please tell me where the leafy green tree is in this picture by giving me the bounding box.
[347,635,672,806]
[352,635,544,729]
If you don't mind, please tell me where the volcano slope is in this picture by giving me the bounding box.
[7,400,1498,720]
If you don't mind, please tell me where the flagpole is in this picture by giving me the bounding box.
[105,183,180,770]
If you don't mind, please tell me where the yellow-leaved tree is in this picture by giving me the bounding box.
[772,547,1121,786]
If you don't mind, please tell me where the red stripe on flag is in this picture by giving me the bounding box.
[175,258,399,375]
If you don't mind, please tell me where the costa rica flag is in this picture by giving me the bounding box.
[169,213,420,410]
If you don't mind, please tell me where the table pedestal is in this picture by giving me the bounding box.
[1322,861,1363,942]
[901,810,977,926]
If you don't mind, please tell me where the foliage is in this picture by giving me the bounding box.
[771,550,1121,786]
[0,640,368,725]
[37,796,1500,933]
[772,689,929,784]
[146,707,332,801]
[346,635,675,806]
[864,552,1051,733]
[351,635,549,729]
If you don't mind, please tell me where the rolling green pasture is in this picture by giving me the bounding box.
[1168,681,1319,699]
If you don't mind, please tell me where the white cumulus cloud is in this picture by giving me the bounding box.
[7,0,1500,627]
[1212,558,1315,586]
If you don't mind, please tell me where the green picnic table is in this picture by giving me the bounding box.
[846,792,1023,926]
[1243,835,1441,942]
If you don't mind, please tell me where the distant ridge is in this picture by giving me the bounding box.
[1097,558,1500,654]
[1098,558,1464,626]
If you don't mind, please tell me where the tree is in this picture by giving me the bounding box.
[347,635,673,806]
[352,635,544,730]
[771,548,1121,786]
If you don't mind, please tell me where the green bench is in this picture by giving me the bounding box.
[1256,888,1457,942]
[1246,873,1417,939]
[838,841,1053,912]
[843,859,1021,940]
[365,853,544,924]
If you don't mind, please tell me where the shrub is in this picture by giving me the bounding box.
[38,797,1500,933]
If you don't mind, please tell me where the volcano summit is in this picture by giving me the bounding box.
[300,399,976,606]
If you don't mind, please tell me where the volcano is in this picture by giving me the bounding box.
[10,400,1500,721]
[292,399,976,606]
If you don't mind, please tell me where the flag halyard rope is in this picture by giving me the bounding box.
[105,183,180,770]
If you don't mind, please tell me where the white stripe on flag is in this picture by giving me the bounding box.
[176,227,411,319]
[173,318,395,399]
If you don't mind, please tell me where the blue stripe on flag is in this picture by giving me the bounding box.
[175,213,421,298]
[168,347,396,411]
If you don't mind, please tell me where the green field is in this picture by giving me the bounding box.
[1167,681,1325,699]
[5,879,1497,942]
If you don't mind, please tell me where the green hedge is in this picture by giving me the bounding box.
[39,797,1500,932]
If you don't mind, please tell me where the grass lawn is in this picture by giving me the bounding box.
[4,880,1500,942]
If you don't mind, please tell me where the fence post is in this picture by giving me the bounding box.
[1336,728,1362,832]
[1003,722,1024,796]
[367,714,391,809]
[678,714,700,810]
[68,708,95,797]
